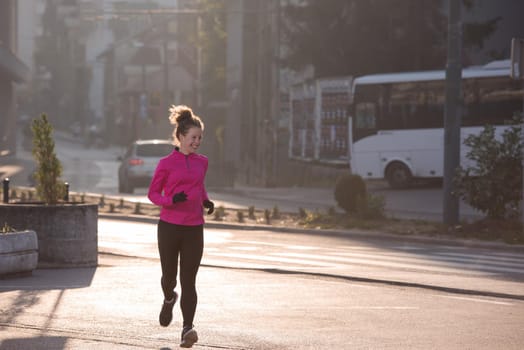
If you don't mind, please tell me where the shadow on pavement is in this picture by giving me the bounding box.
[0,336,68,350]
[0,268,97,349]
[0,267,96,292]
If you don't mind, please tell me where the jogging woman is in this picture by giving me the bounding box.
[148,104,214,348]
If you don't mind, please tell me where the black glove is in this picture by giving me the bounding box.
[203,199,214,215]
[172,191,187,203]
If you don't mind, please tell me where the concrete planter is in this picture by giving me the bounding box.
[0,203,98,267]
[0,230,38,277]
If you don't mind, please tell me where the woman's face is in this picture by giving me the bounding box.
[179,127,203,155]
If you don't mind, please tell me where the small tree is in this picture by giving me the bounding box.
[454,120,523,219]
[31,114,65,204]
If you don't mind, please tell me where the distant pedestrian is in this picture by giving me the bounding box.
[147,104,214,348]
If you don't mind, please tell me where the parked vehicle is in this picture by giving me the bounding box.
[118,139,174,193]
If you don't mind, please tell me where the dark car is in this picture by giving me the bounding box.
[117,139,174,193]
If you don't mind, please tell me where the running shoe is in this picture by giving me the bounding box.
[159,292,178,327]
[180,326,198,348]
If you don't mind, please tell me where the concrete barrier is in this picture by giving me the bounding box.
[0,230,38,276]
[0,203,98,267]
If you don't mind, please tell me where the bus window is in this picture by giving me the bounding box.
[356,102,376,129]
[463,77,522,127]
[384,81,445,130]
[354,102,377,141]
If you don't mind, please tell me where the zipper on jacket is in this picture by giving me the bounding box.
[185,155,190,169]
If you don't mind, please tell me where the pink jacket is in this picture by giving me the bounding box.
[148,149,209,226]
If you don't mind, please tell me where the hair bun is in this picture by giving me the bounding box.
[177,109,192,122]
[168,105,193,125]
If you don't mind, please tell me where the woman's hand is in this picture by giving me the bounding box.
[203,199,214,214]
[172,191,188,203]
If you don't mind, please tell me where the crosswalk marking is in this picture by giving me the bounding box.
[205,240,524,276]
[273,252,475,274]
[434,251,524,264]
[98,222,524,280]
[329,251,524,271]
[432,295,514,305]
[206,252,338,268]
[275,251,524,274]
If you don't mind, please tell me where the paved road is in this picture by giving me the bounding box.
[98,218,524,300]
[1,218,523,349]
[2,255,523,350]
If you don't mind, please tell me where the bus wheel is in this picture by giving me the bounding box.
[386,162,412,189]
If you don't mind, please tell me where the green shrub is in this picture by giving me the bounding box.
[237,211,245,223]
[99,195,106,208]
[214,206,226,220]
[454,119,522,219]
[271,205,281,219]
[248,206,256,219]
[298,207,307,218]
[334,174,367,213]
[264,209,271,224]
[357,193,386,220]
[31,114,65,204]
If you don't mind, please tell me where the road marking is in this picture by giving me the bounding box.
[206,252,337,267]
[345,306,419,310]
[274,252,465,274]
[245,306,420,310]
[327,251,524,274]
[274,251,524,275]
[232,240,320,250]
[432,294,514,305]
[231,246,258,251]
[231,240,380,252]
[222,240,524,271]
[434,251,524,264]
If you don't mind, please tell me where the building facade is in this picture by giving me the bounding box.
[0,0,30,156]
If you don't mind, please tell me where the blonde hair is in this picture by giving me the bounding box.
[168,105,204,142]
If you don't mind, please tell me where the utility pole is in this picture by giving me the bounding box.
[443,0,462,226]
[511,38,524,224]
[196,15,203,108]
[271,0,281,185]
[162,22,169,119]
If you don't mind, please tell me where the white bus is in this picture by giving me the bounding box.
[349,59,523,188]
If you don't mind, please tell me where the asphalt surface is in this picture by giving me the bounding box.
[1,216,524,350]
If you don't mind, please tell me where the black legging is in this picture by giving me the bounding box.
[157,220,203,328]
